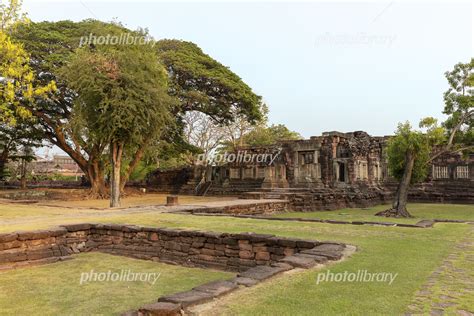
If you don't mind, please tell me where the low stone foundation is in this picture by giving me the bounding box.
[0,223,344,272]
[0,224,349,315]
[242,187,392,212]
[190,201,289,216]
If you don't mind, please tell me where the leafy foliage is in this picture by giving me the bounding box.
[386,121,444,183]
[242,124,302,146]
[443,58,474,147]
[10,20,264,194]
[157,40,263,123]
[0,31,56,124]
[59,45,173,148]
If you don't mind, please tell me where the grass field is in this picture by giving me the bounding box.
[0,252,233,315]
[0,200,472,315]
[273,203,474,224]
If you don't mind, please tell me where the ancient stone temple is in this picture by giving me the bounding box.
[243,131,388,189]
[147,131,474,210]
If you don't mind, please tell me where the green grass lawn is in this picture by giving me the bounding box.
[0,252,233,315]
[0,202,473,315]
[272,203,474,224]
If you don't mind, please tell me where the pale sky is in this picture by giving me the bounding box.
[24,0,473,142]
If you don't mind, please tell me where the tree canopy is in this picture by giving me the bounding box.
[10,19,264,198]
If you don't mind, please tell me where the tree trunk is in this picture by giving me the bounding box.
[87,160,108,198]
[376,150,414,218]
[20,159,27,190]
[110,142,123,208]
[0,149,8,181]
[120,143,148,192]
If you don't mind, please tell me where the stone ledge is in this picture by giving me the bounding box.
[158,290,215,308]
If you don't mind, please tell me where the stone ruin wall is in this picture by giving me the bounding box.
[145,131,473,209]
[0,223,349,315]
[0,223,342,272]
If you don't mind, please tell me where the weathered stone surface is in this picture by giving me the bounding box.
[238,265,287,280]
[280,255,316,268]
[415,220,435,228]
[300,244,345,260]
[192,280,238,297]
[61,223,92,232]
[272,261,293,271]
[138,302,181,316]
[17,230,51,241]
[0,233,18,243]
[296,240,318,249]
[238,250,254,259]
[255,251,270,261]
[277,238,297,248]
[233,277,259,287]
[158,290,214,308]
[48,227,68,237]
[295,253,328,263]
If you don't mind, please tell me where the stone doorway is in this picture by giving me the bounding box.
[338,162,346,182]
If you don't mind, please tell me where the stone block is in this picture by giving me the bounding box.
[280,255,316,269]
[61,223,92,232]
[158,290,214,308]
[296,240,318,249]
[48,227,68,237]
[17,230,51,241]
[149,233,159,241]
[239,250,254,259]
[27,249,54,261]
[224,249,240,257]
[277,238,297,248]
[0,233,18,243]
[232,277,259,287]
[192,280,238,297]
[138,302,181,316]
[301,244,345,260]
[296,253,329,263]
[166,195,179,206]
[238,241,252,251]
[255,251,271,261]
[238,265,288,281]
[0,240,22,250]
[222,237,238,246]
[253,246,268,253]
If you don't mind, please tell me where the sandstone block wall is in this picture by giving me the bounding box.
[193,201,288,215]
[0,223,337,272]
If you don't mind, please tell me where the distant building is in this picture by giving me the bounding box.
[32,154,83,177]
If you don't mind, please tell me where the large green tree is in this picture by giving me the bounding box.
[376,120,444,217]
[12,20,263,198]
[377,59,473,218]
[60,46,173,207]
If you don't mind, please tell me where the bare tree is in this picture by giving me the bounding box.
[183,111,226,160]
